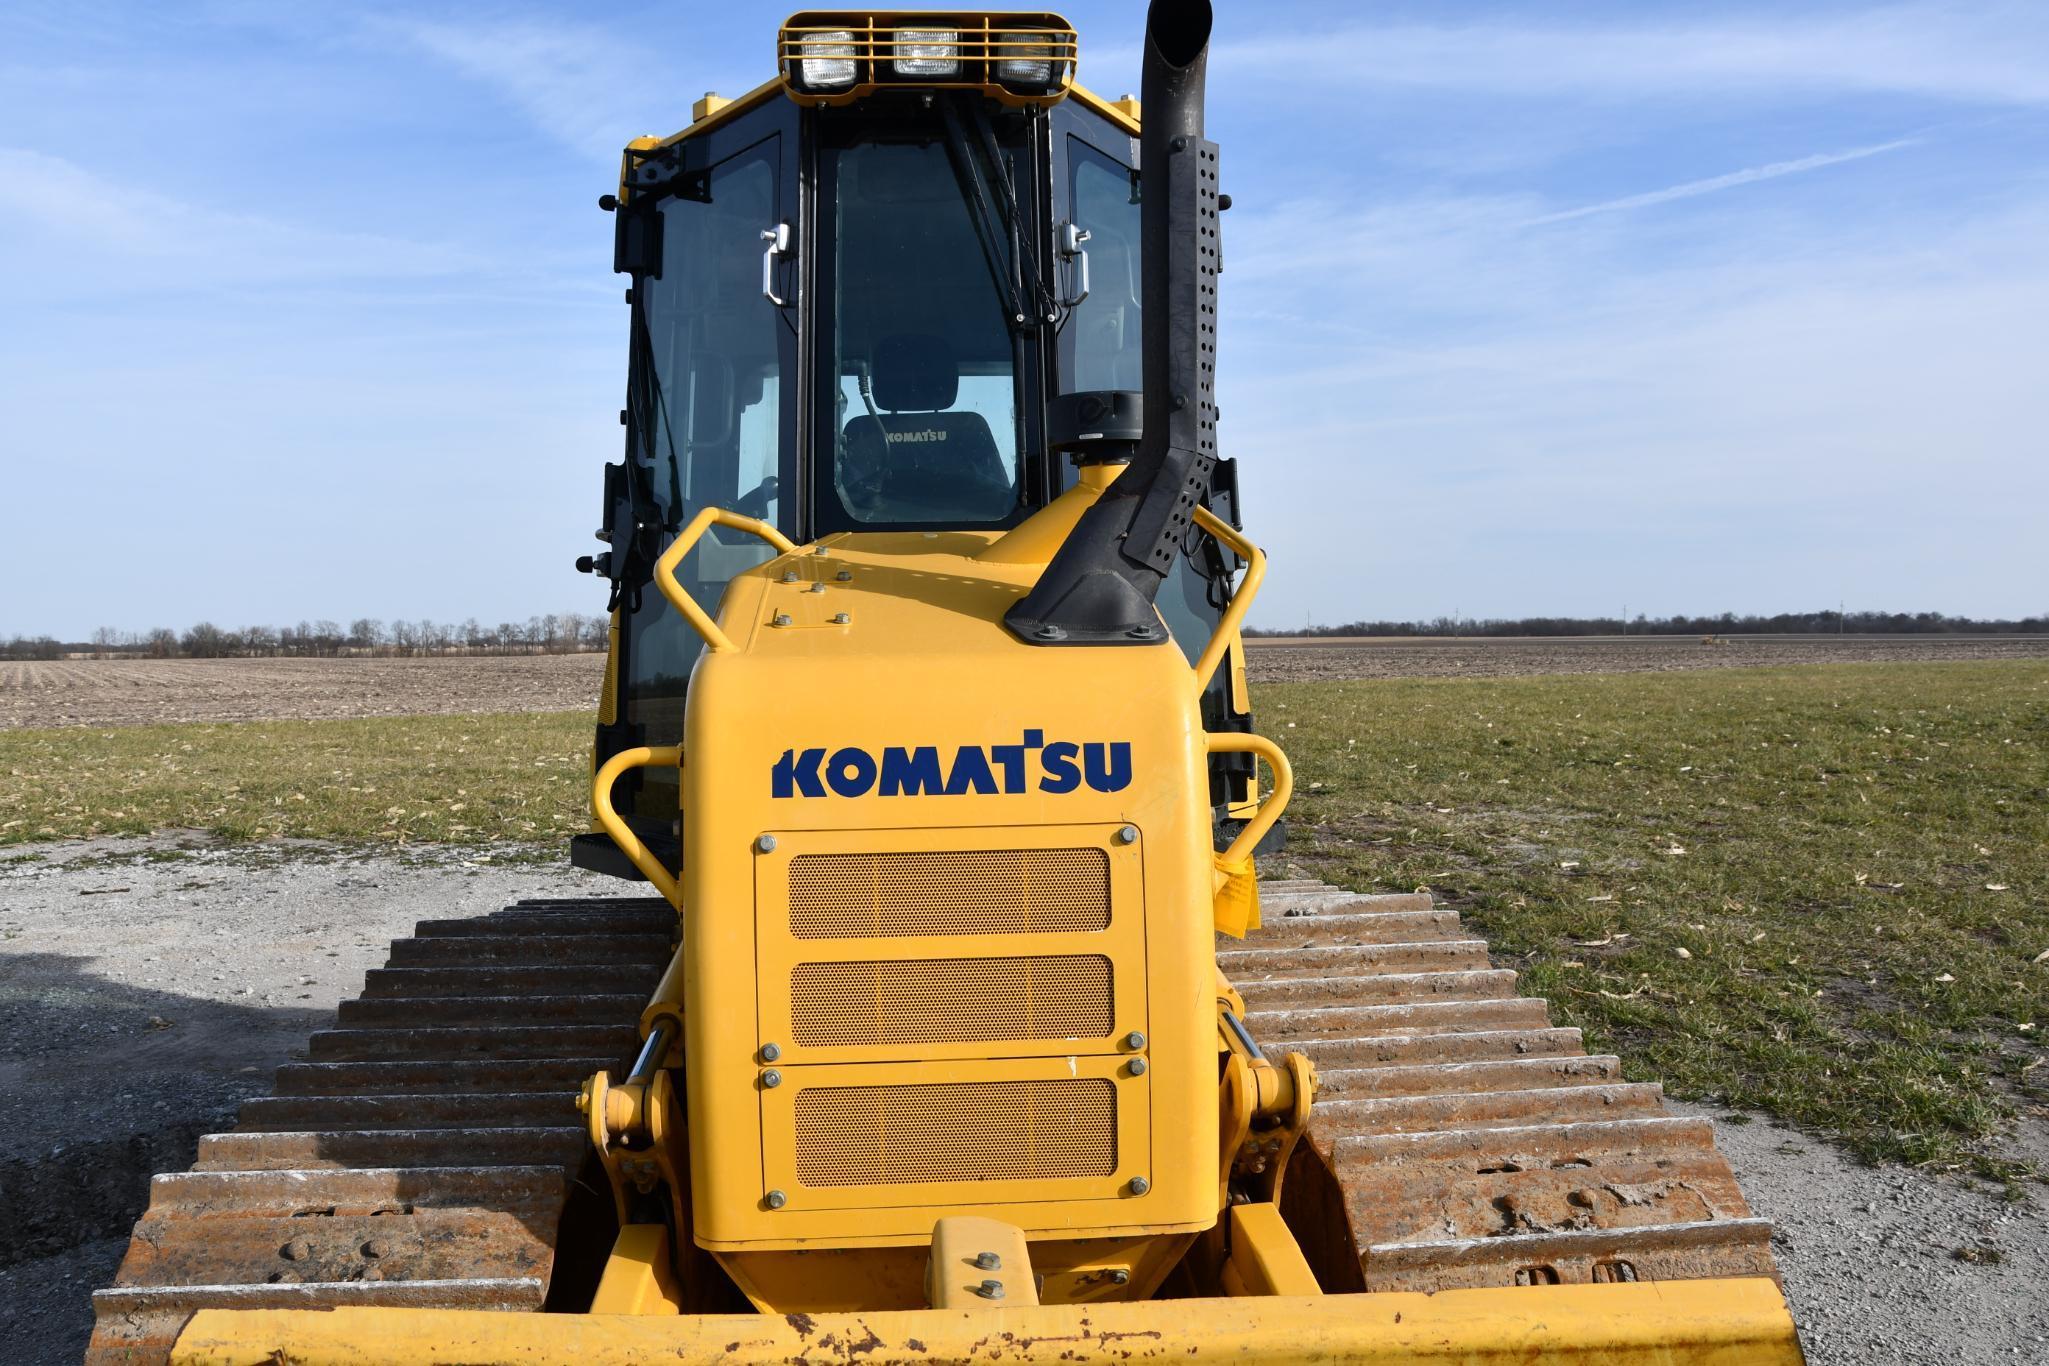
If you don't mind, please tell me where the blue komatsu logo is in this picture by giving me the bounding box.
[771,729,1132,799]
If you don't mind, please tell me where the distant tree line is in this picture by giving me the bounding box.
[1246,609,2048,639]
[2,614,611,661]
[8,607,2043,661]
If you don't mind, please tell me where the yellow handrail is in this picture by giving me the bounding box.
[1208,731,1292,869]
[592,746,683,907]
[651,507,800,653]
[1189,505,1265,694]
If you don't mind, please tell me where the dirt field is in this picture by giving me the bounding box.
[0,655,607,729]
[1245,633,2049,682]
[8,636,2047,729]
[2,838,2041,1364]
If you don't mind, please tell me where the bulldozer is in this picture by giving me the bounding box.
[89,6,1805,1361]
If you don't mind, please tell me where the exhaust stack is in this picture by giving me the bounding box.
[1005,0,1218,645]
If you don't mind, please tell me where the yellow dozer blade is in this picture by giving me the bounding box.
[177,1280,1799,1366]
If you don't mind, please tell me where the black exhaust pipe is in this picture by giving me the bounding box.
[1005,0,1218,645]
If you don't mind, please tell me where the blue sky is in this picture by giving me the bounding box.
[2,1,2045,636]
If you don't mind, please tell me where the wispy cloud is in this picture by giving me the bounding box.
[0,147,477,295]
[1194,5,2049,107]
[1215,179,2049,621]
[365,15,631,161]
[361,13,755,164]
[1525,139,1923,226]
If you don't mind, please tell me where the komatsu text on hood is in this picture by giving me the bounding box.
[772,731,1132,799]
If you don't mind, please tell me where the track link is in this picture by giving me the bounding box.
[85,897,675,1364]
[1236,880,1779,1293]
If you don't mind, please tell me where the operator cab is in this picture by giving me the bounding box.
[575,14,1247,874]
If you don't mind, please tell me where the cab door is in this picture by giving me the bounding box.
[591,96,801,848]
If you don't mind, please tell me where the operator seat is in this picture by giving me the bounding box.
[840,334,1013,519]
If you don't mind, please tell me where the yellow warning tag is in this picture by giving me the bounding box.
[1212,852,1261,938]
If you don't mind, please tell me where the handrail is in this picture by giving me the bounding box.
[1189,505,1265,694]
[1207,731,1292,869]
[652,506,800,653]
[592,746,683,907]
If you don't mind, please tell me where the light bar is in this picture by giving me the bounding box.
[778,14,1079,106]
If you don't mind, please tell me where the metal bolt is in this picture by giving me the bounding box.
[756,834,777,853]
[1109,1268,1131,1285]
[760,1042,781,1062]
[833,613,850,625]
[1116,825,1138,845]
[1127,1176,1150,1196]
[835,569,851,581]
[813,545,829,556]
[1125,1031,1146,1050]
[974,1278,1006,1300]
[781,569,800,583]
[281,1238,311,1262]
[1127,1058,1148,1076]
[973,1251,1002,1271]
[361,1238,392,1259]
[772,613,792,627]
[765,1189,787,1210]
[810,582,826,594]
[761,1069,783,1089]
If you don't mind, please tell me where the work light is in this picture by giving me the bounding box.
[994,31,1058,87]
[893,29,961,77]
[793,29,857,88]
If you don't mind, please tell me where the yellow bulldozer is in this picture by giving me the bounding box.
[89,6,1804,1361]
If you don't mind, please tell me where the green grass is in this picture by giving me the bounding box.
[0,712,591,845]
[1265,661,2048,1178]
[3,660,2042,1173]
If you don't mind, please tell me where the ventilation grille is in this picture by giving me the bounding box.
[794,1079,1117,1187]
[790,956,1112,1047]
[788,848,1110,939]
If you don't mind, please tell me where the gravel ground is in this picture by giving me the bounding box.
[0,838,605,1361]
[10,637,2049,731]
[3,838,2042,1361]
[1672,1104,2048,1364]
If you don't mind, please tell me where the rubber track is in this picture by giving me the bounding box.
[85,897,676,1364]
[1235,880,1781,1292]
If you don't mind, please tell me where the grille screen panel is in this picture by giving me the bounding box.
[788,848,1110,939]
[794,1079,1117,1187]
[790,956,1112,1047]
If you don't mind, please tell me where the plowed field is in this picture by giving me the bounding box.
[5,636,2045,729]
[1,656,606,729]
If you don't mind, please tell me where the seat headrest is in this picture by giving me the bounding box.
[872,334,958,412]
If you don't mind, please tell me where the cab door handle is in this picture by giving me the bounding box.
[760,223,792,307]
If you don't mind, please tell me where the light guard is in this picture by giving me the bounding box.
[778,13,1078,107]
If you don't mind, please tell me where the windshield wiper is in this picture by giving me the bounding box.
[967,99,1055,328]
[937,96,1050,334]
